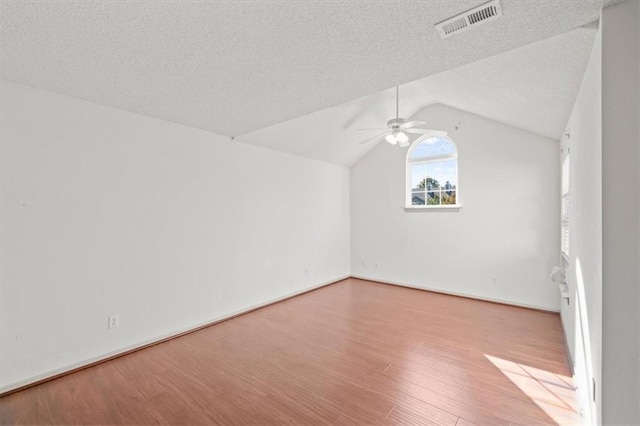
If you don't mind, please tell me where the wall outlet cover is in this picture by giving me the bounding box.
[108,315,119,329]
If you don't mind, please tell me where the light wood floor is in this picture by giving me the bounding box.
[0,278,579,425]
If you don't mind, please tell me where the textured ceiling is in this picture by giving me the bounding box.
[239,25,598,166]
[1,0,619,138]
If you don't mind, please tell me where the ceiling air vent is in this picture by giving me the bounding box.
[435,0,502,39]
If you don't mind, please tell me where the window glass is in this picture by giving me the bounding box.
[409,136,456,160]
[407,136,459,208]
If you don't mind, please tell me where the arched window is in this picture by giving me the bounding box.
[406,135,459,207]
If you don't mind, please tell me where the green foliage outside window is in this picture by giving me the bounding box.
[417,177,457,205]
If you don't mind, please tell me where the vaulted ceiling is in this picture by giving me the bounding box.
[1,0,620,165]
[239,24,597,166]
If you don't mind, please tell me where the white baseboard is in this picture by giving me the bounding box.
[0,275,349,395]
[351,274,560,313]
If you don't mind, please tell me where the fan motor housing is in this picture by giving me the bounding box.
[387,118,407,128]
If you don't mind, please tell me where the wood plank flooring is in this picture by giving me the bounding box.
[0,278,579,425]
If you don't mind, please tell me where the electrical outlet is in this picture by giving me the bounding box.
[108,315,119,329]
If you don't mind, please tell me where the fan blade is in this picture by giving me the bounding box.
[405,129,448,136]
[357,127,386,131]
[358,131,389,145]
[399,120,426,129]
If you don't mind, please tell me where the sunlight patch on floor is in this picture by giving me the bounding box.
[485,354,582,425]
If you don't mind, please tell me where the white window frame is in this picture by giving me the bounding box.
[405,135,460,210]
[561,154,570,259]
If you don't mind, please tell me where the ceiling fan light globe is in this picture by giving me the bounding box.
[385,133,397,145]
[396,131,409,143]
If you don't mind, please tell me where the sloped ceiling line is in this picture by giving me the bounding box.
[1,1,613,165]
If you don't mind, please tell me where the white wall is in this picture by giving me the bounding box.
[637,3,640,424]
[600,1,640,424]
[561,2,640,423]
[351,104,560,311]
[0,81,350,392]
[560,22,602,424]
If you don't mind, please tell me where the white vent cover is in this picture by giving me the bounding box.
[435,0,502,39]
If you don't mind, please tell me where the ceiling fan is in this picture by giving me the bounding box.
[358,86,447,148]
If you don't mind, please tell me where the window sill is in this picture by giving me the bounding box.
[404,205,462,212]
